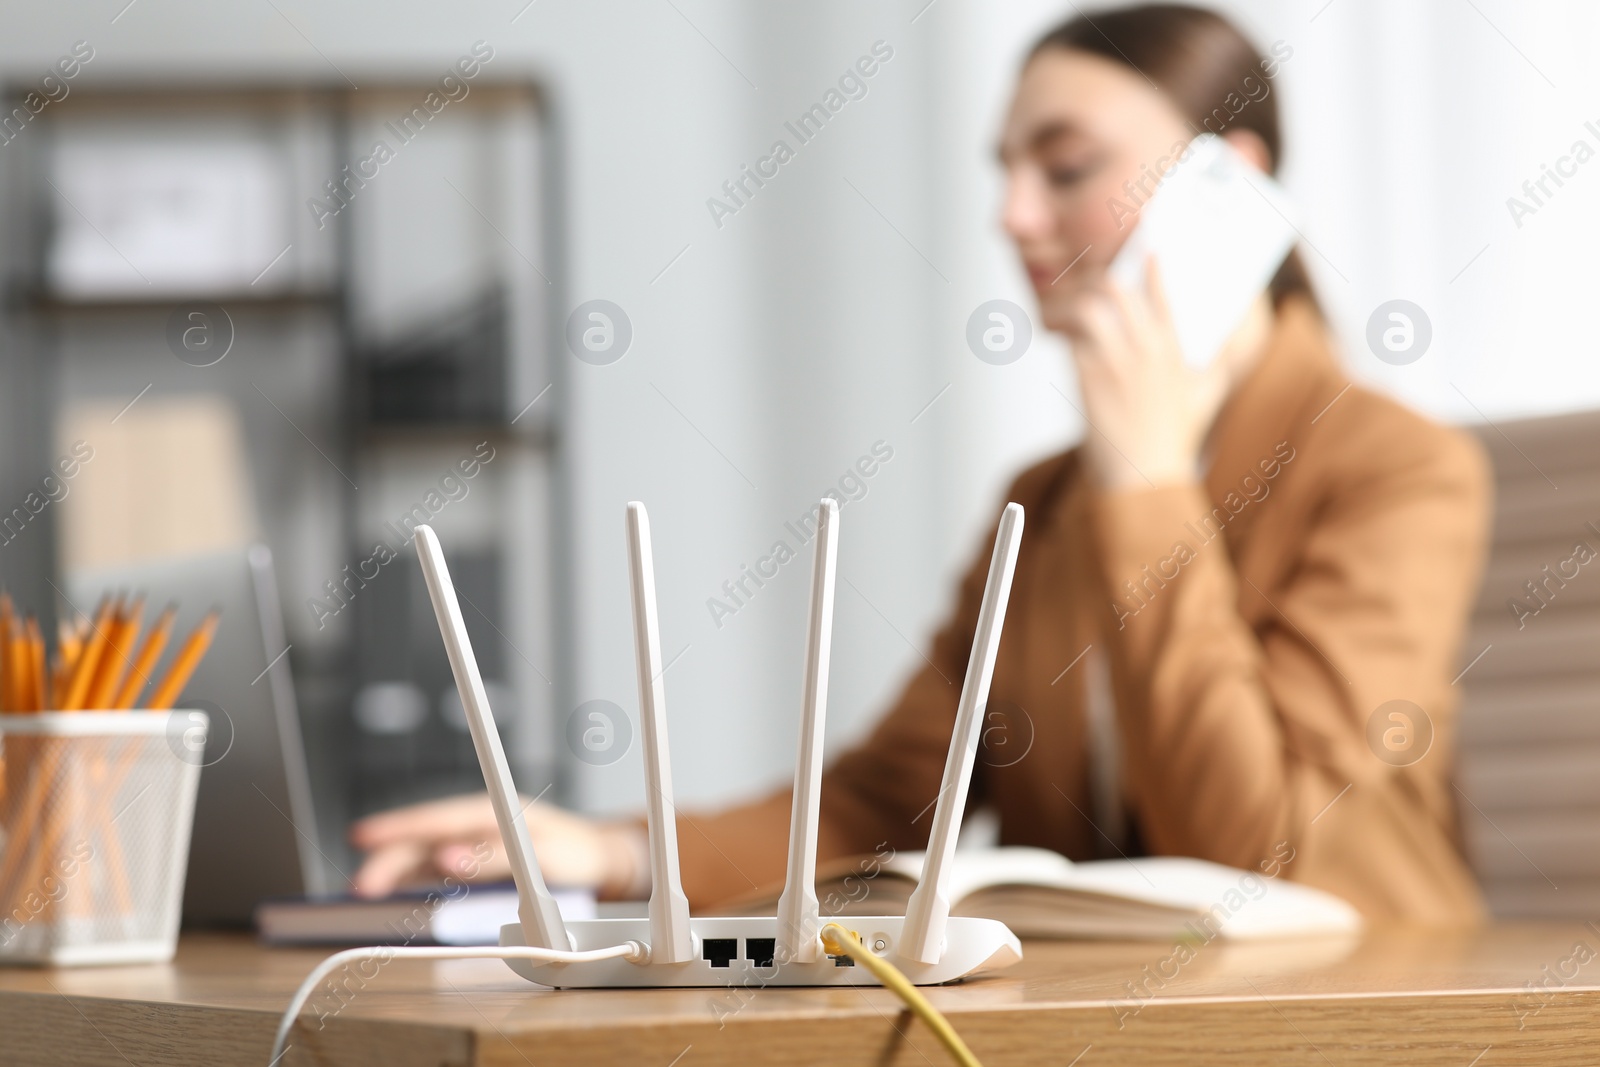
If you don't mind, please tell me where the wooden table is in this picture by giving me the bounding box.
[0,923,1597,1065]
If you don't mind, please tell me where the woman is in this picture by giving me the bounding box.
[352,4,1489,922]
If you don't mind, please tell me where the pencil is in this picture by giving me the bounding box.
[111,603,176,710]
[57,618,76,652]
[1,619,11,713]
[24,616,45,712]
[5,617,26,713]
[60,595,115,712]
[0,592,13,712]
[85,596,143,711]
[145,609,220,710]
[52,619,81,709]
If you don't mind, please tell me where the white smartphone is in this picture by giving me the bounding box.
[1107,132,1299,369]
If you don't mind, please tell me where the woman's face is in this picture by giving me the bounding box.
[998,48,1198,332]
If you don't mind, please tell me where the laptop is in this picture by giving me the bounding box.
[69,544,325,926]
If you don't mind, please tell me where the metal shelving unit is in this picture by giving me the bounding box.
[0,80,563,877]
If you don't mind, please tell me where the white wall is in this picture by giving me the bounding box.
[1232,0,1600,423]
[4,0,1596,818]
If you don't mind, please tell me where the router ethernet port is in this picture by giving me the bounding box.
[829,953,855,967]
[745,938,776,968]
[702,938,739,968]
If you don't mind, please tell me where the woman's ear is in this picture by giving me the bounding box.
[1222,128,1271,173]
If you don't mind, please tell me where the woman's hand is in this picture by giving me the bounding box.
[1059,259,1248,490]
[348,792,645,899]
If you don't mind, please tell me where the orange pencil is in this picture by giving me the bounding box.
[112,604,176,710]
[85,596,143,711]
[0,592,13,712]
[145,610,220,711]
[61,595,115,712]
[23,617,45,712]
[52,619,81,709]
[59,617,84,664]
[22,619,36,711]
[8,617,28,712]
[3,619,21,713]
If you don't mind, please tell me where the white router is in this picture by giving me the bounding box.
[411,498,1025,988]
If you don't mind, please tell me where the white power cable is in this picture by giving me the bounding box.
[269,941,648,1066]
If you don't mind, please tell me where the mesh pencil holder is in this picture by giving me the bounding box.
[0,711,205,966]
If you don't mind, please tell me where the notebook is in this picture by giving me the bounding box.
[720,847,1362,941]
[255,884,596,946]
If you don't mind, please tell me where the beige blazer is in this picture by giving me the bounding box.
[673,298,1490,923]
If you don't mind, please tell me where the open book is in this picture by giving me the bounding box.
[721,847,1362,941]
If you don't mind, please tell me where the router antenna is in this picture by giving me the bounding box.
[900,503,1024,965]
[776,498,839,964]
[413,525,571,952]
[626,502,695,964]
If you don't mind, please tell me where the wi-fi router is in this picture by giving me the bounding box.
[412,497,1025,988]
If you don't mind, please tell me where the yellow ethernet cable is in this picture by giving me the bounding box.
[820,923,985,1067]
